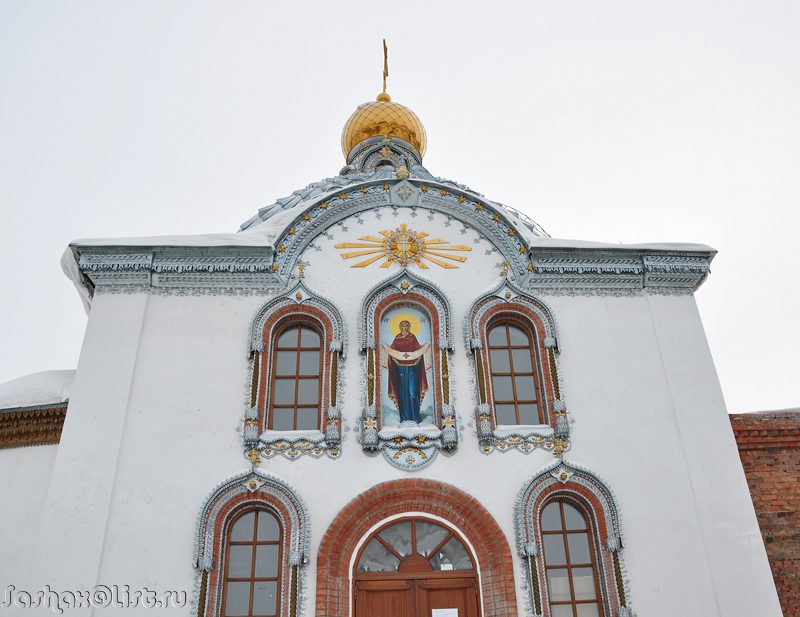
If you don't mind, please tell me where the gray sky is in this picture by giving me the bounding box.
[1,1,798,413]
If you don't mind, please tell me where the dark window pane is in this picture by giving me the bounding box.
[429,537,472,571]
[378,521,412,557]
[416,520,450,557]
[563,503,587,530]
[271,409,295,431]
[228,545,253,578]
[252,580,277,616]
[508,325,529,345]
[492,376,514,400]
[275,351,296,376]
[577,604,600,617]
[511,347,533,372]
[572,567,597,600]
[298,351,320,375]
[541,503,563,531]
[543,534,567,566]
[495,404,517,425]
[550,605,573,617]
[297,379,319,405]
[547,569,572,602]
[230,512,255,541]
[518,403,539,425]
[295,408,319,430]
[257,512,280,541]
[488,326,507,346]
[224,581,250,617]
[568,533,591,564]
[255,545,279,578]
[299,327,320,347]
[515,376,536,401]
[277,327,298,347]
[489,348,511,373]
[357,538,401,572]
[273,379,295,405]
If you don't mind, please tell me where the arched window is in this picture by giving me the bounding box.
[487,319,543,425]
[222,508,283,617]
[268,322,323,431]
[540,500,603,617]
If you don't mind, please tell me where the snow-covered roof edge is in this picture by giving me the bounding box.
[0,370,74,411]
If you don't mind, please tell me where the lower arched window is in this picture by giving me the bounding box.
[222,508,283,617]
[541,500,603,617]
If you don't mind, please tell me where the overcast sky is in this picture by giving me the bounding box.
[1,1,797,413]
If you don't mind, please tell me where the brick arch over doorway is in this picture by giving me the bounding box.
[316,478,518,617]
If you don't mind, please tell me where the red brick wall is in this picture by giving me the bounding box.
[730,411,800,617]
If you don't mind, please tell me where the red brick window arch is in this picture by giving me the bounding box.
[316,479,518,617]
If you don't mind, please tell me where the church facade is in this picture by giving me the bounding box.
[0,87,784,617]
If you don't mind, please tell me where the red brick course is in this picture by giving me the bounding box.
[315,478,518,617]
[731,411,800,617]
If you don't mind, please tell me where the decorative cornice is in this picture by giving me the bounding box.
[523,247,715,295]
[0,402,68,449]
[72,246,281,296]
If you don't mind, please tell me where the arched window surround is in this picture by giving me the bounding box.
[467,281,567,454]
[247,282,346,461]
[515,460,632,617]
[193,470,310,617]
[358,271,456,471]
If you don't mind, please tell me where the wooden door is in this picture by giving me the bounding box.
[355,579,416,617]
[417,577,479,617]
[355,576,479,617]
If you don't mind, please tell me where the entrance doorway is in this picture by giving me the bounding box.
[353,518,481,617]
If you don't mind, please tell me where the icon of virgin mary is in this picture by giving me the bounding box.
[381,319,431,424]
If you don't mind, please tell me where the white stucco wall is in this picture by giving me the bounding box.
[10,206,781,616]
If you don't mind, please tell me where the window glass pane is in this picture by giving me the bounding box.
[299,327,320,347]
[273,379,295,405]
[228,545,253,578]
[277,327,298,347]
[563,503,587,530]
[255,545,279,578]
[298,351,320,375]
[518,403,539,425]
[429,537,472,571]
[508,325,529,345]
[230,512,255,541]
[546,568,572,602]
[275,351,296,376]
[224,581,251,617]
[378,521,412,557]
[357,538,401,572]
[543,534,567,566]
[489,349,511,373]
[488,325,508,346]
[295,408,319,431]
[577,604,600,617]
[568,533,591,564]
[297,379,319,405]
[495,404,517,425]
[550,605,573,617]
[492,376,514,400]
[252,580,278,616]
[511,347,533,372]
[416,521,450,557]
[257,512,280,541]
[541,503,563,531]
[572,567,597,600]
[515,376,536,401]
[271,409,294,431]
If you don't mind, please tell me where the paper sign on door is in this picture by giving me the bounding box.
[432,610,458,617]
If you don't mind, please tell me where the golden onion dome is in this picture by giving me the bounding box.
[341,92,427,160]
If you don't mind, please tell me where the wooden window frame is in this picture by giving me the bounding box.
[267,320,324,432]
[541,499,605,617]
[221,508,284,617]
[486,317,544,425]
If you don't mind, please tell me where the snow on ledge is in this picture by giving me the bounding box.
[0,370,74,410]
[493,424,554,438]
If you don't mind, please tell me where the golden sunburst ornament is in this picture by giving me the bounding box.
[335,224,472,269]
